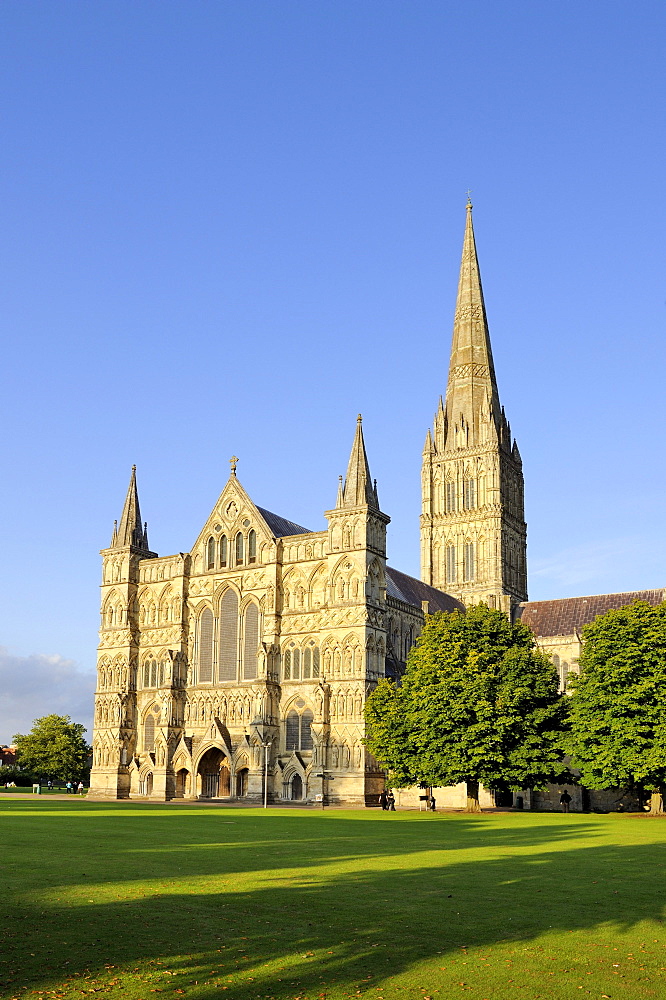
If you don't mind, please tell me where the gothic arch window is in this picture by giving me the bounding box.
[143,714,156,752]
[219,534,227,568]
[248,529,257,564]
[242,601,259,680]
[207,537,216,570]
[446,544,456,585]
[463,478,476,510]
[463,542,475,583]
[283,648,291,681]
[219,589,239,681]
[312,645,320,678]
[235,532,244,566]
[198,608,214,683]
[445,480,456,513]
[285,708,313,751]
[292,647,300,680]
[285,710,299,750]
[143,656,159,688]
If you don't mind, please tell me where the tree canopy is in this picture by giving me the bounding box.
[13,715,91,782]
[365,605,567,810]
[567,600,666,813]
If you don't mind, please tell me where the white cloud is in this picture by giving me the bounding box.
[0,647,95,744]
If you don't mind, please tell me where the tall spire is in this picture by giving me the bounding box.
[112,465,149,549]
[420,201,527,609]
[444,200,501,448]
[340,415,377,508]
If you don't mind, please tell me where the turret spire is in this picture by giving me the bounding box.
[112,465,149,549]
[340,414,377,508]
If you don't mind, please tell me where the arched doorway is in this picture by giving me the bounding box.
[176,769,190,798]
[141,772,153,796]
[291,773,303,800]
[198,748,231,798]
[236,768,248,797]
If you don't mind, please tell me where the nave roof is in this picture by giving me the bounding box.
[517,589,666,638]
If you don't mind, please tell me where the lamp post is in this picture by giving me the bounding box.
[262,741,272,809]
[315,771,334,810]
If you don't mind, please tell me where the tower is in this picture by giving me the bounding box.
[90,466,158,799]
[421,202,527,611]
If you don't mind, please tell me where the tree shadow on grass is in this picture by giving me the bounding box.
[2,806,665,998]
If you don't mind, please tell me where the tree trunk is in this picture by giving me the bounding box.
[649,789,664,815]
[465,780,481,813]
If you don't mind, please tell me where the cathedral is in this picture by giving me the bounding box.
[89,202,665,807]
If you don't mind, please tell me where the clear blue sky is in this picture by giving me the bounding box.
[1,2,665,740]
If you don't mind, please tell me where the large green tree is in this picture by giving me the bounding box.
[13,715,91,783]
[567,600,666,814]
[365,605,567,811]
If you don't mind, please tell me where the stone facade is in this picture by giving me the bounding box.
[89,420,462,804]
[90,201,665,812]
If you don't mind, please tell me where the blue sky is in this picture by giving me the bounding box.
[1,2,665,740]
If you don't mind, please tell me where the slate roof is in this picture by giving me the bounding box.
[256,507,313,539]
[517,589,666,638]
[386,566,465,614]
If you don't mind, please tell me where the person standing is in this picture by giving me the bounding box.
[77,781,84,795]
[560,789,572,813]
[379,790,388,811]
[387,791,396,811]
[66,781,72,794]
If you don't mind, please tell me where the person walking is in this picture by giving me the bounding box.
[65,781,72,794]
[387,791,396,811]
[77,781,84,795]
[379,790,388,811]
[560,789,572,813]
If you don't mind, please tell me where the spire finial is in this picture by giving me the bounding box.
[357,413,362,423]
[466,189,472,209]
[229,455,238,476]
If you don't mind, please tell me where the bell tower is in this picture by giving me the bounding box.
[421,202,527,612]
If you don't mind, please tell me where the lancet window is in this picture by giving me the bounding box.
[219,589,239,681]
[219,534,227,567]
[143,713,156,752]
[198,608,214,683]
[463,478,477,510]
[285,708,314,751]
[445,544,456,584]
[235,532,244,566]
[463,542,475,582]
[444,481,456,513]
[248,529,257,564]
[242,601,259,680]
[207,537,215,570]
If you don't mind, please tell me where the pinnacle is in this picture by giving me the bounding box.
[113,466,149,549]
[340,415,378,509]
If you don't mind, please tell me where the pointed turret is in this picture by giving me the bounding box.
[340,414,377,508]
[112,466,150,550]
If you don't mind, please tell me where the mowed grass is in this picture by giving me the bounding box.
[1,802,666,1000]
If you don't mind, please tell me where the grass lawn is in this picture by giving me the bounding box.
[1,802,665,1000]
